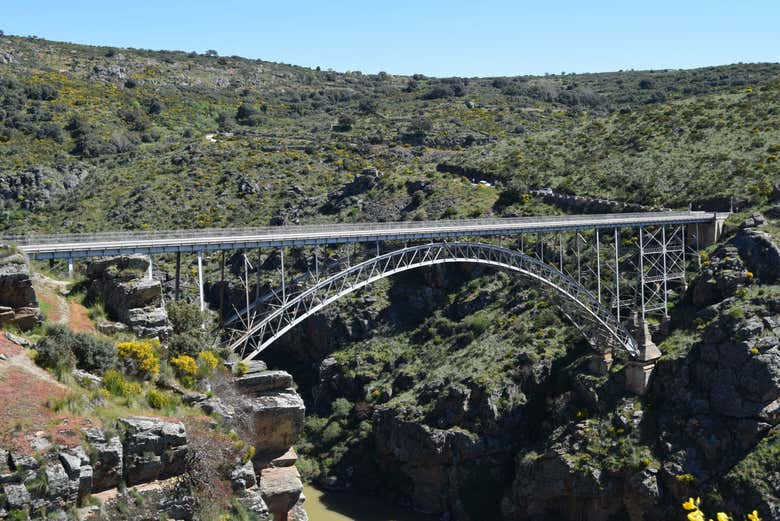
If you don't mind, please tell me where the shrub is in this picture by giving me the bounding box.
[198,351,220,371]
[36,325,117,373]
[35,334,77,372]
[321,422,343,445]
[103,370,143,398]
[146,389,174,410]
[167,301,207,335]
[117,340,160,378]
[235,362,249,376]
[168,332,207,357]
[330,398,352,419]
[170,354,198,376]
[148,98,164,115]
[236,103,260,126]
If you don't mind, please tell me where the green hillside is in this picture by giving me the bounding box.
[0,35,778,235]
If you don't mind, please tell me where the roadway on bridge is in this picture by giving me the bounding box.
[7,211,718,260]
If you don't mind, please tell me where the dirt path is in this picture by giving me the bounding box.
[31,273,95,333]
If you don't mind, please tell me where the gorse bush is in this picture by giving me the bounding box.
[117,340,160,378]
[170,354,198,376]
[682,497,761,521]
[197,351,220,371]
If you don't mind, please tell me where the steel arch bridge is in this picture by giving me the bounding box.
[227,241,640,361]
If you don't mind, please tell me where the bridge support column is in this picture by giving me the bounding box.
[625,320,662,395]
[174,252,181,301]
[147,255,154,280]
[67,257,74,279]
[197,251,205,314]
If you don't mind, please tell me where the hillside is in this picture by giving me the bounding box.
[0,34,780,521]
[0,35,778,235]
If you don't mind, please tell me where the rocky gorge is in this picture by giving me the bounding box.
[247,215,780,521]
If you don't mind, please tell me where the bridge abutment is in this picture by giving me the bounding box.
[625,320,662,395]
[693,213,729,247]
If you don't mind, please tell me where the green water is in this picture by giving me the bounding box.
[303,484,433,521]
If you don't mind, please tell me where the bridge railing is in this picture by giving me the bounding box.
[4,211,712,246]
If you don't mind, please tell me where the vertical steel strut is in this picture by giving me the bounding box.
[614,228,620,323]
[197,251,204,313]
[174,252,181,301]
[596,229,601,303]
[638,227,646,322]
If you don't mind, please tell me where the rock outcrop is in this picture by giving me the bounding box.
[118,417,189,485]
[221,363,307,521]
[86,254,172,338]
[0,417,189,520]
[236,367,305,460]
[0,251,42,330]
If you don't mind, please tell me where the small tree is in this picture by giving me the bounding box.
[336,114,354,131]
[148,98,164,115]
[204,49,218,57]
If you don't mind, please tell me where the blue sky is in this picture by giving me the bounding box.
[2,1,778,77]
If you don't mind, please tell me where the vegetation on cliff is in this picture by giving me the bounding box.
[0,33,779,520]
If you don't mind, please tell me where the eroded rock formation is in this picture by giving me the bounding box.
[86,254,172,338]
[0,250,42,331]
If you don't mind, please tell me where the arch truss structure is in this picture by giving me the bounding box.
[227,241,647,361]
[222,217,721,362]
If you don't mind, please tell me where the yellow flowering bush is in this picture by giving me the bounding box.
[198,351,220,371]
[682,497,761,521]
[170,354,198,376]
[117,340,160,377]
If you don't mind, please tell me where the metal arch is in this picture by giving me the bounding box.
[227,242,639,361]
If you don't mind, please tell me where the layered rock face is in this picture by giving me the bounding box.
[86,254,172,338]
[0,417,190,520]
[193,361,307,521]
[0,251,42,331]
[236,364,307,521]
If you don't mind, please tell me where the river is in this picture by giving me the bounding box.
[303,484,434,521]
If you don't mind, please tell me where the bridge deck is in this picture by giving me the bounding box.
[6,211,718,260]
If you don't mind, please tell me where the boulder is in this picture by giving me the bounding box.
[241,389,305,458]
[71,369,103,390]
[118,417,188,485]
[96,320,127,335]
[0,255,37,308]
[259,466,303,519]
[731,228,780,284]
[2,482,30,510]
[236,489,271,519]
[236,370,293,394]
[230,460,257,492]
[198,396,236,423]
[86,254,149,278]
[86,255,171,338]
